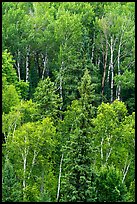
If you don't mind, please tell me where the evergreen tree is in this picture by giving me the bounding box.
[60,70,97,202]
[2,158,22,202]
[33,77,62,121]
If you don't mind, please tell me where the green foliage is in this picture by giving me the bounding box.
[96,165,127,202]
[2,77,20,114]
[33,77,61,120]
[2,2,135,202]
[2,50,18,85]
[2,159,22,202]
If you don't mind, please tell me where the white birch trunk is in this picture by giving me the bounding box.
[110,36,114,103]
[56,153,63,202]
[22,135,29,201]
[26,46,30,82]
[102,40,108,97]
[122,161,131,183]
[28,150,38,180]
[17,49,21,81]
[42,53,48,79]
[101,137,104,162]
[59,61,64,119]
[107,63,111,84]
[91,32,95,63]
[117,36,122,101]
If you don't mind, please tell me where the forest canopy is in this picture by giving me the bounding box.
[2,2,135,202]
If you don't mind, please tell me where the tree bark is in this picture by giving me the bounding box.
[110,36,114,103]
[117,36,122,101]
[122,161,131,183]
[91,32,95,63]
[101,137,104,162]
[42,53,48,79]
[56,153,63,202]
[59,61,64,120]
[102,39,108,97]
[17,49,21,81]
[26,46,30,82]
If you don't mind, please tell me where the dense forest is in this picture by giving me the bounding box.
[2,2,135,202]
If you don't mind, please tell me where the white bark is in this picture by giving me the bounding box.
[91,32,95,63]
[107,63,111,84]
[17,49,21,81]
[122,161,131,183]
[110,36,114,103]
[42,53,48,79]
[59,61,64,119]
[28,150,38,180]
[101,137,104,161]
[106,147,112,163]
[117,36,122,101]
[22,135,29,201]
[26,46,30,82]
[56,153,63,202]
[102,39,108,97]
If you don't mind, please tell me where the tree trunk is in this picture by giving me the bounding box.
[117,36,122,101]
[101,137,104,163]
[110,36,114,103]
[22,135,29,201]
[56,153,63,202]
[17,49,21,81]
[59,61,64,120]
[102,40,108,97]
[42,53,48,79]
[26,46,30,82]
[122,161,131,183]
[91,32,95,63]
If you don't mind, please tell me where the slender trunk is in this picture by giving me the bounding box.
[97,56,100,70]
[110,36,114,103]
[34,52,39,75]
[56,153,63,202]
[107,63,111,84]
[17,49,21,81]
[42,53,48,79]
[101,138,104,162]
[59,61,64,120]
[106,147,112,163]
[122,161,131,183]
[91,32,95,63]
[26,46,30,82]
[117,37,122,101]
[23,152,27,201]
[23,156,26,195]
[22,135,29,201]
[102,40,108,97]
[28,150,38,180]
